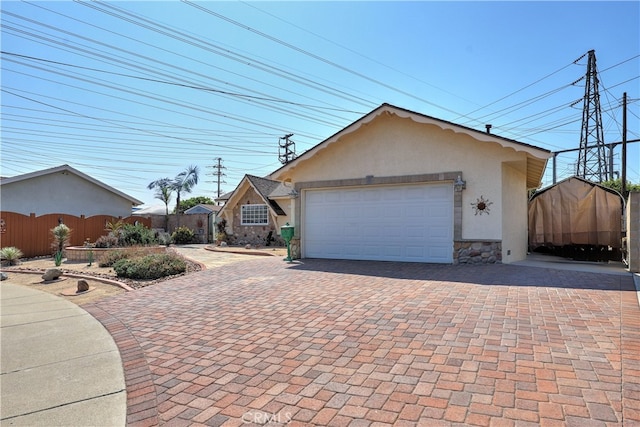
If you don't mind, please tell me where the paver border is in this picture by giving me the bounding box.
[83,304,160,426]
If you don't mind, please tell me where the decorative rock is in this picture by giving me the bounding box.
[219,241,228,247]
[245,244,252,250]
[0,272,7,281]
[77,279,90,293]
[42,268,62,281]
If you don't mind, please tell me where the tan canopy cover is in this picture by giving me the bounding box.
[528,177,623,248]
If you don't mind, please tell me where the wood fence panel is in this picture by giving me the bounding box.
[0,212,151,258]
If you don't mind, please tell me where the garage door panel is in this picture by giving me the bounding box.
[304,183,453,263]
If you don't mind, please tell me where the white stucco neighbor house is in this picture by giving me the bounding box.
[218,103,552,264]
[0,164,143,218]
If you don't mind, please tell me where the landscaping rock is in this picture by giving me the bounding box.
[245,244,252,249]
[219,241,228,247]
[42,268,62,281]
[0,272,7,281]
[77,279,90,293]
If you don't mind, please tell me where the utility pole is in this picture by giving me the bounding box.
[622,92,627,197]
[576,50,609,183]
[278,133,297,165]
[206,158,226,204]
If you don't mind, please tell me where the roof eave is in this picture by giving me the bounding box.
[270,103,552,181]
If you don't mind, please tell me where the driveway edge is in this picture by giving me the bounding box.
[83,304,160,426]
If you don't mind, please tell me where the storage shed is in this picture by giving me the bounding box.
[528,176,624,259]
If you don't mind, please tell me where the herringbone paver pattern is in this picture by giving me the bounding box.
[87,258,640,426]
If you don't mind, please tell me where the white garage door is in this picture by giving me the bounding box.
[304,183,453,263]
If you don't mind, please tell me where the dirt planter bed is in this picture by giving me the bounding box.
[65,246,168,262]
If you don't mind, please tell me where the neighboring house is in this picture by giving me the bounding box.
[217,175,292,246]
[218,103,551,264]
[134,205,169,216]
[0,164,142,217]
[185,204,221,243]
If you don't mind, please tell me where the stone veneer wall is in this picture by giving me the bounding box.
[229,187,285,247]
[288,238,301,260]
[454,240,502,264]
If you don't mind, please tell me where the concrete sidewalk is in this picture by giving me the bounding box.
[1,283,126,426]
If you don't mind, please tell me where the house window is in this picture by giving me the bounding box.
[241,204,268,225]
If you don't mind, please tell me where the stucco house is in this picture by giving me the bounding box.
[218,104,551,264]
[0,164,142,218]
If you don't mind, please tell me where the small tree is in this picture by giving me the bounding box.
[172,165,200,228]
[600,178,640,195]
[147,177,173,231]
[51,224,71,265]
[177,196,215,214]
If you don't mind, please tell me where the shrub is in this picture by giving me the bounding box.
[105,218,125,235]
[95,235,119,248]
[54,250,63,266]
[118,223,157,247]
[157,232,172,247]
[216,219,228,243]
[98,249,132,267]
[1,247,23,265]
[171,226,195,245]
[113,253,187,280]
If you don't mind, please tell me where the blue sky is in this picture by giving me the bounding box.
[2,1,639,207]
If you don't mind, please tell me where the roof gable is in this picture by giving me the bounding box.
[1,164,143,205]
[270,103,551,189]
[530,176,624,201]
[218,175,288,218]
[184,204,222,214]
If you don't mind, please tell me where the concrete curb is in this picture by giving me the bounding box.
[204,245,281,257]
[2,269,135,292]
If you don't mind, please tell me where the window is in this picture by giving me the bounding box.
[241,204,268,225]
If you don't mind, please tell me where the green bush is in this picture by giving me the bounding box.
[1,246,23,265]
[98,250,131,267]
[118,223,157,247]
[95,235,119,248]
[171,226,195,245]
[112,253,187,280]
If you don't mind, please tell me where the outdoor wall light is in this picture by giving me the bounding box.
[454,175,466,192]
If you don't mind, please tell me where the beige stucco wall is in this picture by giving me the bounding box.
[627,191,640,272]
[274,114,531,249]
[1,172,134,217]
[501,162,528,263]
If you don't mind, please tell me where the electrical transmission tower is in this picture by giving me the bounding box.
[576,50,610,183]
[278,133,297,164]
[206,157,226,204]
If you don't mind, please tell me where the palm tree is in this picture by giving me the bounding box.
[147,177,173,231]
[172,165,200,228]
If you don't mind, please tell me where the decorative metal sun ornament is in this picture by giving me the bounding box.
[471,195,493,215]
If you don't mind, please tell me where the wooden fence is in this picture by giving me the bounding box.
[0,212,151,258]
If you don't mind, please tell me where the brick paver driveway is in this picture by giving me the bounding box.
[86,258,640,426]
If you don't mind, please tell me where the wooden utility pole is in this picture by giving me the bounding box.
[622,92,627,197]
[206,158,226,204]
